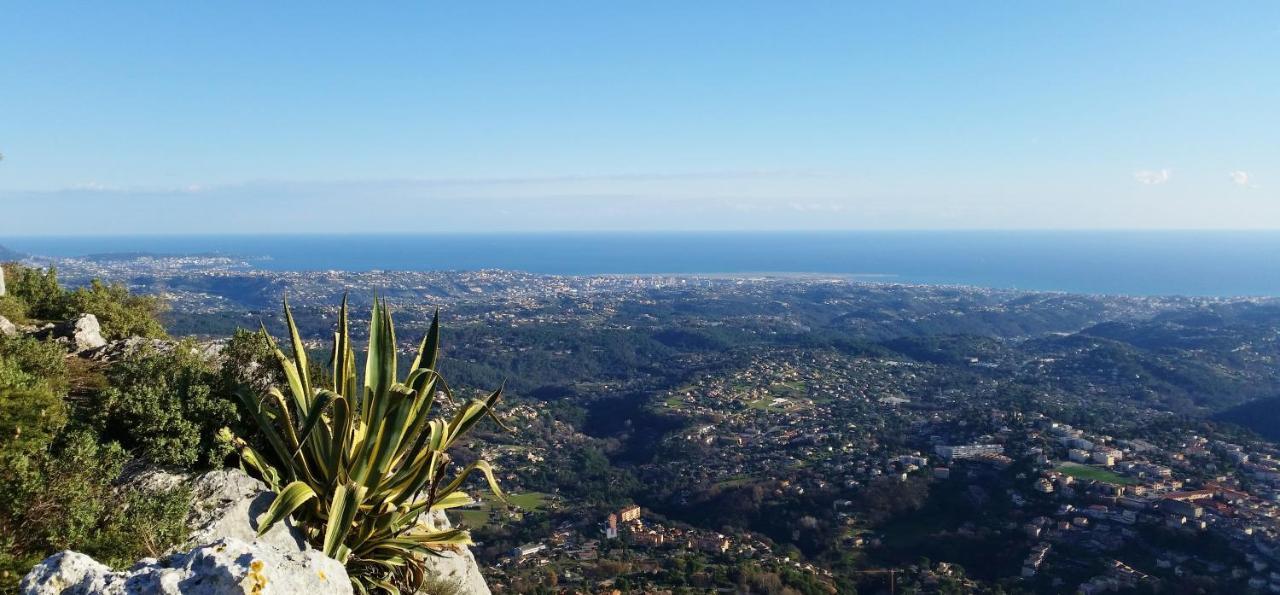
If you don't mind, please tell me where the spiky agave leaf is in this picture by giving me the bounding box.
[256,481,317,537]
[233,298,508,594]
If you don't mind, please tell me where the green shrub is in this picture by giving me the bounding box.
[83,484,191,567]
[0,336,69,459]
[2,264,67,321]
[0,335,68,393]
[0,271,188,592]
[0,378,65,459]
[1,264,53,317]
[0,295,26,324]
[63,280,167,340]
[0,264,167,340]
[80,331,279,471]
[219,328,284,395]
[0,431,190,591]
[99,346,239,468]
[0,431,128,586]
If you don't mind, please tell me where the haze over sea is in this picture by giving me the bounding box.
[5,231,1279,298]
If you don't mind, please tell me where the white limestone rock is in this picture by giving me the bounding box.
[20,468,345,595]
[418,510,491,595]
[21,469,491,595]
[115,466,190,496]
[20,538,349,595]
[33,314,106,352]
[0,314,16,336]
[64,314,107,352]
[183,469,308,554]
[81,337,224,364]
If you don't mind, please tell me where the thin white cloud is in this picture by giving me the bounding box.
[20,171,819,196]
[1133,169,1172,185]
[1229,170,1257,188]
[721,200,775,213]
[68,181,116,192]
[788,201,846,213]
[52,182,206,194]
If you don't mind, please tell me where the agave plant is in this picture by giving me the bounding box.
[229,297,506,594]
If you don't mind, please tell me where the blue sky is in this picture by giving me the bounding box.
[0,1,1277,234]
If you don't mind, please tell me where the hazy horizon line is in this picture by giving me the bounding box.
[7,228,1280,239]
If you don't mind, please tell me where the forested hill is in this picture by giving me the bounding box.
[1218,397,1280,441]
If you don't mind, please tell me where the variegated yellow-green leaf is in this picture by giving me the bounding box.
[256,481,317,537]
[429,491,475,511]
[324,482,366,558]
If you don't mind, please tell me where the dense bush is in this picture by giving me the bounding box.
[0,431,190,587]
[0,388,66,471]
[0,431,114,585]
[0,264,167,340]
[0,295,26,323]
[0,335,68,394]
[98,346,240,468]
[0,274,190,592]
[0,432,126,565]
[218,328,283,395]
[86,328,278,469]
[86,484,192,566]
[63,280,167,340]
[2,264,65,321]
[0,335,70,460]
[0,381,65,462]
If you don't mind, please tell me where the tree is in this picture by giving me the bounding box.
[63,280,167,340]
[3,264,66,320]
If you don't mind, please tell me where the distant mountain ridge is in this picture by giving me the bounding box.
[0,244,26,261]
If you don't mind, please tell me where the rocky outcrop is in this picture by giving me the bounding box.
[112,466,307,555]
[21,538,348,595]
[115,465,189,495]
[6,316,226,363]
[33,314,107,352]
[80,337,172,362]
[183,469,308,554]
[21,468,350,595]
[75,336,224,364]
[419,510,492,595]
[21,469,492,595]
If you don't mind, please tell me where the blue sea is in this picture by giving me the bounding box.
[4,231,1280,297]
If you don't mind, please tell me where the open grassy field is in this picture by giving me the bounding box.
[454,491,551,529]
[770,381,807,396]
[506,492,549,509]
[1056,462,1138,485]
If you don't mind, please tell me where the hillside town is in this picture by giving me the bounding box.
[11,251,1280,593]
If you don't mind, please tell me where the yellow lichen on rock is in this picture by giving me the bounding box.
[245,559,268,594]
